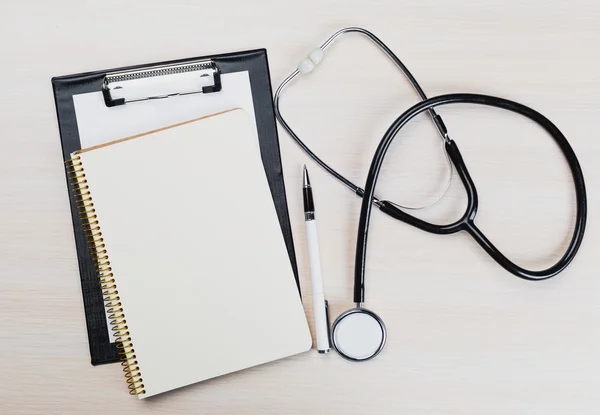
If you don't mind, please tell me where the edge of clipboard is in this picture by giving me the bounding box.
[50,48,268,83]
[51,48,302,366]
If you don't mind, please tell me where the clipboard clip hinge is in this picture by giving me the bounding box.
[102,59,222,107]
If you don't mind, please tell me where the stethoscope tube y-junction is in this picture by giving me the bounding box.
[354,93,587,303]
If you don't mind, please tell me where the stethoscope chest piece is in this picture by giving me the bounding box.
[331,307,386,361]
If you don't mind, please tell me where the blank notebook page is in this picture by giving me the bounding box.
[74,109,311,399]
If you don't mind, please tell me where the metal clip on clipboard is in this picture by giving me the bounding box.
[102,59,222,107]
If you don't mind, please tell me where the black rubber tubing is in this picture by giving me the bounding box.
[354,93,587,303]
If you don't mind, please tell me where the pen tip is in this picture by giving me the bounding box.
[302,165,310,187]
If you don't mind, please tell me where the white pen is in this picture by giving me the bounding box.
[302,165,331,353]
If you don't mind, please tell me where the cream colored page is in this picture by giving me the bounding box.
[78,109,311,399]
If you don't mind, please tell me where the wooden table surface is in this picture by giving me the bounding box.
[2,1,599,414]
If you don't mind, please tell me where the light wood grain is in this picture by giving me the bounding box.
[1,1,599,414]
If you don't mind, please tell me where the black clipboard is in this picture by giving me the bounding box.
[51,49,300,365]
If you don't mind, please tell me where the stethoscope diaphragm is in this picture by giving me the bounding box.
[331,307,386,361]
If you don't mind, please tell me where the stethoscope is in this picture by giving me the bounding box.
[274,27,587,361]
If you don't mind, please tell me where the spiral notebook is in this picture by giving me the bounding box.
[67,108,311,398]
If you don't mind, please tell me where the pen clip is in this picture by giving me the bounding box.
[324,299,332,349]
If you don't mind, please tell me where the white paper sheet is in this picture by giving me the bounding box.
[73,71,256,149]
[72,71,256,341]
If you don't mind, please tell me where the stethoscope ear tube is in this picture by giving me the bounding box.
[355,93,587,302]
[273,27,454,206]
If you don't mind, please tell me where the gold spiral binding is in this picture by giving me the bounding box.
[66,156,145,396]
